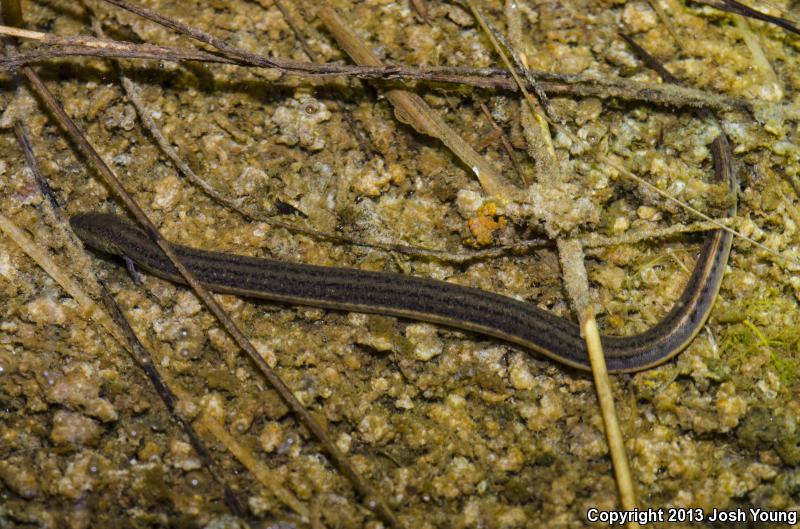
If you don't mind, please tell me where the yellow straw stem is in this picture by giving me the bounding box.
[582,312,638,515]
[558,239,637,520]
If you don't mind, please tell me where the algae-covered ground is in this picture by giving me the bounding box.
[1,0,800,527]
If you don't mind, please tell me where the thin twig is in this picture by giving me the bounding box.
[618,33,678,83]
[477,99,526,185]
[466,2,558,123]
[579,219,726,248]
[0,25,752,114]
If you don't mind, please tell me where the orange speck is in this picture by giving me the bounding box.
[467,203,507,247]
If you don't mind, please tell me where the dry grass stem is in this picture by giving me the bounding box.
[318,6,519,200]
[464,0,557,180]
[411,0,430,24]
[557,239,637,516]
[732,13,783,100]
[0,211,114,336]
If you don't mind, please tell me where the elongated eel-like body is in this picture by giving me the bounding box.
[70,138,735,373]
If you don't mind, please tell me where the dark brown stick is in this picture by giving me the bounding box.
[618,33,679,84]
[3,0,250,522]
[20,61,403,529]
[699,0,800,36]
[619,32,715,124]
[13,121,59,210]
[273,0,316,59]
[2,0,250,527]
[99,283,249,520]
[5,4,401,528]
